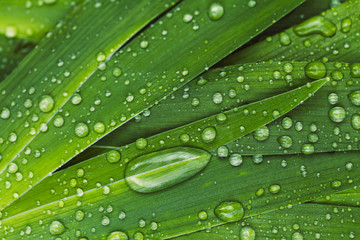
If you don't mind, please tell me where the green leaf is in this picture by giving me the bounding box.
[94,61,360,155]
[0,0,304,210]
[174,203,359,239]
[0,0,180,209]
[0,79,328,239]
[0,0,84,41]
[219,0,360,66]
[312,188,360,207]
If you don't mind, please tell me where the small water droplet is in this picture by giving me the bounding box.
[135,138,148,150]
[329,106,346,122]
[49,220,65,236]
[229,153,243,167]
[301,143,315,154]
[106,150,121,163]
[201,127,217,143]
[253,126,269,141]
[1,107,10,119]
[214,201,245,222]
[75,123,89,138]
[39,95,55,113]
[208,2,224,21]
[269,184,281,194]
[305,62,327,80]
[106,231,128,240]
[240,226,256,240]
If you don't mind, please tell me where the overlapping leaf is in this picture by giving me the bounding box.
[0,79,327,239]
[0,0,305,210]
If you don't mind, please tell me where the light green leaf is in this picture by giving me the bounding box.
[94,61,360,155]
[0,0,304,210]
[312,188,360,207]
[0,79,328,239]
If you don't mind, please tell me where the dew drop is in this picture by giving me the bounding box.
[71,93,82,105]
[183,13,193,23]
[305,61,327,80]
[214,201,245,222]
[135,138,148,150]
[253,126,269,141]
[229,153,243,167]
[240,227,256,240]
[349,63,360,78]
[282,117,293,129]
[39,95,55,113]
[279,32,291,46]
[277,135,293,148]
[1,107,10,119]
[217,145,229,158]
[292,232,304,240]
[8,163,18,173]
[269,184,281,194]
[125,147,211,193]
[351,114,360,130]
[53,115,64,127]
[201,127,217,143]
[301,143,315,154]
[106,150,121,163]
[212,92,223,104]
[208,2,224,21]
[49,220,65,236]
[198,210,208,220]
[328,93,338,105]
[106,231,128,240]
[94,122,105,133]
[341,17,352,33]
[329,106,346,123]
[75,123,89,138]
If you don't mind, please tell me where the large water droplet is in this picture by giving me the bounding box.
[329,106,346,123]
[39,95,55,113]
[49,220,65,236]
[208,2,224,21]
[214,201,244,222]
[305,62,327,80]
[351,114,360,130]
[125,147,211,193]
[293,16,337,38]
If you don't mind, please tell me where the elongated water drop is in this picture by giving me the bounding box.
[293,16,337,38]
[214,201,244,222]
[125,147,211,193]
